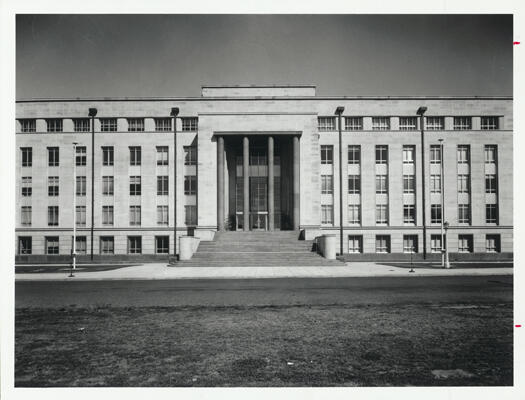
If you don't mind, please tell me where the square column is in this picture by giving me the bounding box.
[293,135,300,230]
[243,136,250,231]
[268,136,275,231]
[217,136,225,231]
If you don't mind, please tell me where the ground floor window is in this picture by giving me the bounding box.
[46,236,59,255]
[458,234,473,253]
[100,236,114,254]
[156,236,169,254]
[128,236,142,254]
[18,236,32,254]
[403,235,418,253]
[486,234,501,253]
[348,235,362,253]
[430,234,443,253]
[375,235,390,253]
[75,236,87,254]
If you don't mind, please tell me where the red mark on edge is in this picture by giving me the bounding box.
[516,325,522,327]
[514,42,520,45]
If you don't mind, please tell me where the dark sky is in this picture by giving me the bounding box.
[16,14,513,99]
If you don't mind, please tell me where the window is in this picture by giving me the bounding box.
[430,204,442,224]
[458,235,473,253]
[100,118,117,132]
[128,236,142,254]
[48,176,59,196]
[486,234,501,253]
[129,146,141,166]
[127,118,144,132]
[102,176,114,195]
[320,145,333,164]
[130,176,141,196]
[403,175,415,194]
[348,175,360,194]
[486,204,498,224]
[426,116,444,130]
[46,237,59,255]
[430,234,443,253]
[185,205,197,225]
[102,206,114,226]
[348,235,362,253]
[376,175,388,194]
[157,176,169,195]
[21,177,32,196]
[375,235,390,253]
[453,117,472,130]
[21,147,32,167]
[376,204,388,225]
[157,205,169,225]
[457,145,470,164]
[430,174,441,193]
[348,145,361,164]
[345,117,363,131]
[21,206,31,226]
[157,146,169,165]
[76,206,86,227]
[484,145,497,164]
[399,117,417,131]
[73,118,90,132]
[481,117,499,130]
[102,146,114,166]
[181,117,198,131]
[48,147,59,166]
[402,145,415,164]
[458,204,471,224]
[184,176,197,195]
[100,236,114,254]
[372,117,390,130]
[375,145,388,164]
[430,145,442,164]
[48,206,59,226]
[321,175,333,194]
[155,118,172,132]
[46,119,63,132]
[76,176,86,196]
[348,205,360,225]
[20,119,36,133]
[403,205,415,224]
[18,237,32,255]
[485,175,497,193]
[457,175,470,193]
[76,146,86,166]
[318,117,336,131]
[76,237,87,255]
[184,146,197,165]
[321,205,333,225]
[403,235,418,253]
[156,236,169,253]
[130,206,141,226]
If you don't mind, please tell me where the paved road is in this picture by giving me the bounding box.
[15,275,513,308]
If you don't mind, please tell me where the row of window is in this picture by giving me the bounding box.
[318,116,500,131]
[19,117,199,133]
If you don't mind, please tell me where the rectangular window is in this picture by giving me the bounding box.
[184,176,197,195]
[375,235,390,253]
[457,145,470,164]
[18,237,32,255]
[321,205,334,225]
[48,147,59,166]
[453,117,472,130]
[372,117,390,130]
[403,205,416,225]
[130,176,141,196]
[48,176,59,196]
[185,205,197,225]
[348,175,361,194]
[458,204,471,224]
[46,119,63,132]
[184,146,197,165]
[100,236,114,254]
[76,146,87,166]
[157,176,169,195]
[402,145,415,164]
[76,236,87,255]
[348,145,361,164]
[318,117,336,131]
[485,175,497,193]
[403,175,415,194]
[481,117,499,130]
[403,235,418,253]
[430,234,443,253]
[129,206,141,226]
[320,145,333,164]
[486,204,498,224]
[102,176,114,195]
[457,175,470,193]
[21,176,32,197]
[426,116,444,130]
[181,117,198,131]
[21,147,32,167]
[430,174,441,193]
[157,205,169,225]
[21,206,31,226]
[344,117,363,131]
[20,119,36,133]
[484,145,497,164]
[399,117,418,131]
[430,204,442,224]
[348,235,362,253]
[100,118,117,132]
[46,236,59,255]
[321,175,333,194]
[348,204,361,225]
[76,176,86,196]
[430,145,442,164]
[48,206,59,226]
[376,175,388,194]
[127,118,144,132]
[76,206,86,227]
[156,236,169,253]
[458,234,473,253]
[375,145,388,164]
[73,118,90,132]
[156,146,169,165]
[128,236,142,254]
[155,118,172,132]
[102,146,114,166]
[129,146,141,166]
[376,204,388,225]
[102,206,114,226]
[486,234,501,253]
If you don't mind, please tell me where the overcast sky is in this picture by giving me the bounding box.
[16,14,512,99]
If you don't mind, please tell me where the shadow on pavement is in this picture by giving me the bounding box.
[15,264,141,274]
[377,262,514,269]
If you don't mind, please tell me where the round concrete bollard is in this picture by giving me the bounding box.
[323,234,337,260]
[179,236,194,261]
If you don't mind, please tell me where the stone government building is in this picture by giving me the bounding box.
[15,85,513,262]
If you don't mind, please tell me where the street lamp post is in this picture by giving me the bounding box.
[417,107,428,259]
[444,221,450,268]
[335,106,345,256]
[88,107,97,260]
[438,138,445,267]
[170,107,180,264]
[72,142,78,276]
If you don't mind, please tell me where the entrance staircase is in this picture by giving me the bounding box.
[179,231,344,267]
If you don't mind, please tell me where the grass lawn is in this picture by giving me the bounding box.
[15,302,512,387]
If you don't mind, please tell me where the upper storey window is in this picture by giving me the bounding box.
[318,117,336,131]
[344,117,363,131]
[481,116,499,130]
[155,118,172,132]
[20,119,36,133]
[100,118,117,132]
[399,117,417,131]
[181,117,198,132]
[74,118,90,132]
[372,117,390,130]
[46,119,63,132]
[426,117,444,130]
[453,117,472,130]
[128,118,144,132]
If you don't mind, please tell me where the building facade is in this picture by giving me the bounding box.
[15,85,513,261]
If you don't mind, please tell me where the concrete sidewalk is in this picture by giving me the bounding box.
[14,262,513,281]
